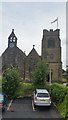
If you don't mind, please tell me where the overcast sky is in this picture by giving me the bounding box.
[0,1,67,70]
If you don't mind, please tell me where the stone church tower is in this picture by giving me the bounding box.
[42,29,62,82]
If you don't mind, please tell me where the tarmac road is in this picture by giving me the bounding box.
[2,97,63,119]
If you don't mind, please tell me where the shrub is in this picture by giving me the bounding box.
[32,60,48,89]
[50,83,67,104]
[57,93,68,118]
[2,68,21,99]
[16,83,33,97]
[65,93,68,118]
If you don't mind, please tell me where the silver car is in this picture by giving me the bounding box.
[32,89,51,107]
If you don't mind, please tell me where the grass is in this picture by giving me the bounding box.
[15,82,34,98]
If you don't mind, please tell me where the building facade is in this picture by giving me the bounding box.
[1,29,62,82]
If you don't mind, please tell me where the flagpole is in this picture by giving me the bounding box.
[57,17,58,29]
[51,17,58,29]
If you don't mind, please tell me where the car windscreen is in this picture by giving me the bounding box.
[37,93,49,97]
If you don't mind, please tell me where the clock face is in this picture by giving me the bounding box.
[9,43,14,48]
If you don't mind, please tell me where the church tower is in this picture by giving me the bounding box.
[8,29,17,48]
[42,29,62,82]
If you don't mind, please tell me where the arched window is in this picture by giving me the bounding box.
[48,38,55,48]
[10,37,12,42]
[13,37,16,42]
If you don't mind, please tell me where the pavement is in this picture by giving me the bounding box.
[2,97,64,119]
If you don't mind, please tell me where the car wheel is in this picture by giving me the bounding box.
[2,107,5,112]
[49,105,51,109]
[2,105,7,112]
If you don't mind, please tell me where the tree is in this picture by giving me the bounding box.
[32,60,48,89]
[2,68,21,99]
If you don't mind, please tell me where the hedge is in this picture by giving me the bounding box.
[50,83,68,118]
[50,83,67,104]
[57,93,68,118]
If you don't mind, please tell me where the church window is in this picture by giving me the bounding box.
[10,37,12,42]
[13,37,16,42]
[48,38,55,48]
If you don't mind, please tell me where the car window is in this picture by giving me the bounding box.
[37,93,49,97]
[0,94,3,100]
[0,94,4,103]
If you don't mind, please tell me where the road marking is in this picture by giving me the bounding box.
[32,100,35,111]
[53,102,57,109]
[7,99,13,111]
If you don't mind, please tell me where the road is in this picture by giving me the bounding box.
[0,112,2,120]
[2,97,63,119]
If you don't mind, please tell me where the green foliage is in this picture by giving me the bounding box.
[32,61,48,89]
[62,77,67,83]
[51,83,67,103]
[57,93,68,118]
[16,83,34,98]
[50,83,68,118]
[44,83,52,94]
[66,93,68,118]
[2,68,21,99]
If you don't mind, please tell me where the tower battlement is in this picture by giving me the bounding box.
[43,29,60,37]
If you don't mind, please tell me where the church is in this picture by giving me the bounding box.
[1,29,62,82]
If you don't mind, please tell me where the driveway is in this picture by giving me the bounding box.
[2,97,64,119]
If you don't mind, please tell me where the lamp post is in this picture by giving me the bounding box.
[49,68,52,86]
[23,58,25,81]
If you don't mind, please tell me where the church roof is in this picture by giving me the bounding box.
[27,45,40,59]
[2,46,26,58]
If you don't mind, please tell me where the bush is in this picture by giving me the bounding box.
[65,93,68,118]
[16,83,34,97]
[2,68,21,99]
[57,93,68,118]
[50,83,68,118]
[32,60,48,89]
[50,83,67,104]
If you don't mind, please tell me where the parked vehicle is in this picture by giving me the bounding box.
[32,89,51,107]
[63,83,68,86]
[0,93,8,111]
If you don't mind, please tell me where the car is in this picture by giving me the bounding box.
[63,83,68,86]
[0,93,8,111]
[32,89,51,107]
